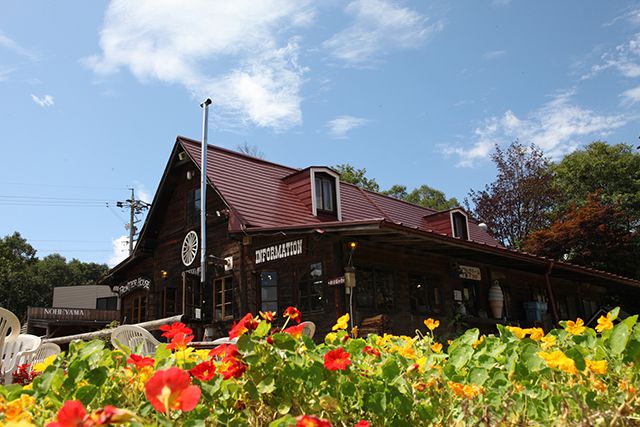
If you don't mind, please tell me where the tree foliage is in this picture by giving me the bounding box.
[0,232,109,319]
[236,142,264,159]
[333,164,380,192]
[467,141,558,249]
[553,141,640,225]
[403,185,459,211]
[523,193,640,278]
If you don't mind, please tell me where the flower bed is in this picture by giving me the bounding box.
[1,308,639,426]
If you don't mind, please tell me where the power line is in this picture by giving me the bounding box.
[0,181,126,191]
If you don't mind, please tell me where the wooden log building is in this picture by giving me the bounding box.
[102,137,640,340]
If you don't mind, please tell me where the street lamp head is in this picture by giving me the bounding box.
[200,98,212,107]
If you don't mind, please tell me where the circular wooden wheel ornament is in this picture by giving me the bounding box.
[181,231,198,266]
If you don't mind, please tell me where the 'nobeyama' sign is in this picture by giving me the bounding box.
[255,239,303,265]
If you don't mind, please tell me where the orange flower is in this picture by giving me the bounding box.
[45,400,89,427]
[596,313,613,333]
[324,347,352,371]
[218,356,247,380]
[565,318,586,335]
[431,342,443,353]
[362,346,381,358]
[229,313,258,339]
[472,335,485,349]
[538,350,577,375]
[144,367,201,414]
[506,326,526,339]
[190,360,216,381]
[259,311,275,322]
[166,332,193,350]
[160,322,193,340]
[585,359,607,375]
[127,354,155,369]
[448,381,484,399]
[283,323,306,338]
[209,344,240,360]
[283,306,302,324]
[296,415,333,427]
[424,318,440,331]
[527,328,544,341]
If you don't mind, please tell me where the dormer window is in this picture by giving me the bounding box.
[315,173,335,213]
[309,168,342,220]
[451,211,469,240]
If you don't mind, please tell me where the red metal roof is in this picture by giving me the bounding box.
[179,136,502,247]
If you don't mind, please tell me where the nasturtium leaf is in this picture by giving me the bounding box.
[269,415,296,427]
[66,359,88,381]
[75,384,98,405]
[610,321,630,355]
[468,367,489,385]
[521,343,544,372]
[257,376,276,394]
[449,345,473,370]
[86,366,108,386]
[341,380,357,397]
[271,333,296,352]
[183,420,206,427]
[565,347,586,372]
[78,340,104,359]
[381,360,400,380]
[253,320,270,338]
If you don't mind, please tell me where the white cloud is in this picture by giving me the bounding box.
[583,33,640,80]
[30,94,54,107]
[133,181,152,204]
[483,49,506,60]
[85,0,314,130]
[323,0,442,66]
[327,115,370,138]
[442,91,628,167]
[621,85,640,105]
[107,235,130,267]
[0,31,37,60]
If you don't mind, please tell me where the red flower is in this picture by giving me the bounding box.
[362,346,381,358]
[296,415,333,427]
[209,343,240,360]
[190,360,216,381]
[355,421,370,427]
[166,332,193,351]
[218,356,247,380]
[91,406,135,425]
[324,347,352,371]
[229,313,258,339]
[160,322,193,340]
[127,354,155,369]
[283,306,302,324]
[45,400,89,427]
[145,367,201,414]
[283,323,306,338]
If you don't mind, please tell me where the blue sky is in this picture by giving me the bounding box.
[2,1,640,267]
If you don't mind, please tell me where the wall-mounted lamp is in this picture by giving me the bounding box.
[186,170,195,180]
[161,270,168,279]
[178,151,187,161]
[345,266,356,288]
[348,241,357,251]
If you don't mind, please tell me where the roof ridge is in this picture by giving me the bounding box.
[177,135,300,173]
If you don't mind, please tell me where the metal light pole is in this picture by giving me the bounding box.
[200,98,212,295]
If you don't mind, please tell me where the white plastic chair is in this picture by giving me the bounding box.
[0,308,21,372]
[28,342,61,373]
[1,334,41,383]
[111,325,161,356]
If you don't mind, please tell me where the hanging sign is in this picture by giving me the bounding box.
[458,265,482,281]
[255,239,303,265]
[117,277,151,297]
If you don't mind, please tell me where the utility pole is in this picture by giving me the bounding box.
[117,188,150,256]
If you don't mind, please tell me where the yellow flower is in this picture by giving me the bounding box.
[431,342,443,353]
[332,313,350,331]
[527,327,544,341]
[5,421,36,427]
[399,342,416,359]
[565,318,586,335]
[351,326,359,338]
[5,395,35,423]
[32,354,57,373]
[585,359,607,375]
[596,313,614,333]
[540,334,556,350]
[448,381,484,399]
[506,326,526,339]
[424,318,440,331]
[415,356,427,374]
[325,332,337,343]
[472,335,485,349]
[538,350,577,375]
[194,349,212,361]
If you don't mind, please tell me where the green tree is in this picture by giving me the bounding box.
[333,164,380,192]
[382,185,408,200]
[553,141,640,225]
[0,232,38,319]
[404,185,459,211]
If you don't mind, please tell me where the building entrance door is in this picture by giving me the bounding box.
[182,272,203,321]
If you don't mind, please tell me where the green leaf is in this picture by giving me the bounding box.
[183,420,206,427]
[341,380,357,397]
[254,320,271,338]
[521,343,544,372]
[610,321,631,355]
[86,367,109,386]
[78,340,104,359]
[257,376,276,394]
[449,345,473,370]
[272,333,296,352]
[75,384,99,405]
[66,359,88,381]
[467,368,489,385]
[269,415,296,427]
[381,360,400,380]
[565,347,585,372]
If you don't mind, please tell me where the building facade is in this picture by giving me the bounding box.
[103,137,640,340]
